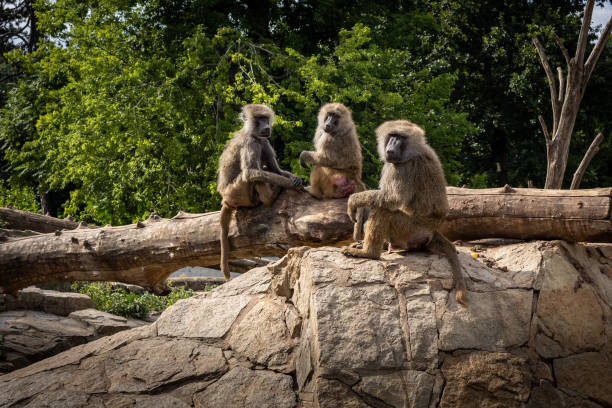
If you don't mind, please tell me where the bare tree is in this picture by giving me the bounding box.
[533,0,612,189]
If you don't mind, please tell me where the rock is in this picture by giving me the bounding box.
[105,338,226,393]
[314,377,370,408]
[156,294,250,339]
[312,283,406,371]
[0,310,93,371]
[0,241,611,408]
[210,265,271,298]
[193,366,296,408]
[528,381,604,408]
[554,352,612,406]
[436,289,533,351]
[404,294,439,369]
[440,351,531,408]
[355,371,435,408]
[68,309,146,336]
[0,287,94,316]
[534,244,606,358]
[228,298,296,372]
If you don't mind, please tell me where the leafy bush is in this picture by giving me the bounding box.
[71,281,204,319]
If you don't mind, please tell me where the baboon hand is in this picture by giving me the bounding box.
[290,174,305,191]
[347,203,357,223]
[299,151,310,168]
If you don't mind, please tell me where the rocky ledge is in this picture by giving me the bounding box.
[0,241,611,407]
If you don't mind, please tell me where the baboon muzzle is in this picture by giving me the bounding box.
[385,135,403,163]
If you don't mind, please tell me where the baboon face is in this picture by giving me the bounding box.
[376,120,425,165]
[323,112,340,134]
[254,115,271,138]
[385,133,404,164]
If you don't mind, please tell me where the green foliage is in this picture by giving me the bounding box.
[0,180,39,211]
[71,281,201,319]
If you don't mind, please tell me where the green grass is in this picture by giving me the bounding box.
[71,281,210,319]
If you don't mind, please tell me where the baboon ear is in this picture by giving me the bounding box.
[239,111,248,123]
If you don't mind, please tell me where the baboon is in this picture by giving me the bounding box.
[342,120,468,307]
[299,103,365,199]
[218,104,303,281]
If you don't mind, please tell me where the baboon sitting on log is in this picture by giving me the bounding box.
[299,103,365,199]
[342,120,468,306]
[218,104,303,280]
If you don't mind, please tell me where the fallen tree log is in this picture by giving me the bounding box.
[0,207,78,233]
[1,187,611,293]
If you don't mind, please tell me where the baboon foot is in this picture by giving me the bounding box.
[341,246,380,259]
[304,186,323,200]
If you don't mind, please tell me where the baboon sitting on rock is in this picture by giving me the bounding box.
[342,120,468,307]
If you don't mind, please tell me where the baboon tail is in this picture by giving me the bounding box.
[352,207,368,242]
[429,231,467,307]
[220,204,235,281]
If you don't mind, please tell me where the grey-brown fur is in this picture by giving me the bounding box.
[299,103,365,199]
[342,120,468,306]
[218,104,303,280]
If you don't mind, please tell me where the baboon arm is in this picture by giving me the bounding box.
[244,169,294,188]
[260,139,303,189]
[348,190,402,212]
[261,140,285,175]
[299,151,336,168]
[238,140,293,188]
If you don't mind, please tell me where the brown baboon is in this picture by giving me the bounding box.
[342,120,468,307]
[299,103,365,199]
[218,104,304,280]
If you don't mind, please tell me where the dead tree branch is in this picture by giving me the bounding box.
[570,133,604,190]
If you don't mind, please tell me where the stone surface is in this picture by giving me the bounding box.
[313,283,406,371]
[193,366,296,408]
[440,352,531,408]
[315,377,370,408]
[156,294,250,338]
[436,289,533,351]
[554,351,612,406]
[527,381,604,408]
[0,287,95,316]
[210,266,271,298]
[535,283,605,358]
[106,338,226,392]
[0,310,93,372]
[405,294,439,369]
[356,371,435,408]
[228,298,296,371]
[68,308,146,336]
[0,241,611,408]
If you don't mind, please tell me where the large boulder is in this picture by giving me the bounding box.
[0,287,95,316]
[0,241,611,407]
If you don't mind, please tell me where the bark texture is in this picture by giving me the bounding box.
[0,207,78,233]
[1,187,611,293]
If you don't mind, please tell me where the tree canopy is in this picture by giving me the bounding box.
[1,0,610,225]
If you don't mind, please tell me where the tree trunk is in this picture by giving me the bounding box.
[0,207,78,233]
[533,0,612,189]
[1,187,611,294]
